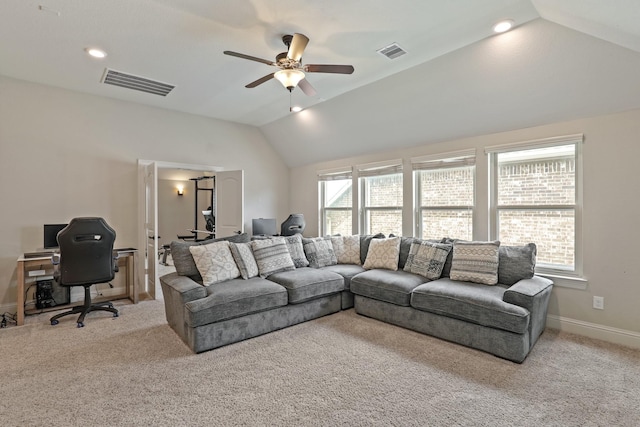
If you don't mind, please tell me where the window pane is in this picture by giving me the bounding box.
[324,179,352,208]
[420,167,473,206]
[364,174,402,207]
[366,210,402,236]
[421,209,472,241]
[499,209,575,269]
[325,210,352,236]
[497,145,575,206]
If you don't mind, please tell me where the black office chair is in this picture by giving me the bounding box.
[50,217,120,328]
[281,214,306,236]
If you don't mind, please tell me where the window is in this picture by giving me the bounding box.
[318,168,353,236]
[358,161,403,236]
[412,150,475,240]
[487,135,583,275]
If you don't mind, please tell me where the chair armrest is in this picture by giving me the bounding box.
[160,272,207,342]
[503,276,553,347]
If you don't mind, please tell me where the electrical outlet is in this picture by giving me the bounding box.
[593,296,604,310]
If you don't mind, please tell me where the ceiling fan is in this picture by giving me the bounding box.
[223,33,354,96]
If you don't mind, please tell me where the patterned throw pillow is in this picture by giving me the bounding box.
[404,241,452,280]
[331,235,361,265]
[251,237,296,278]
[171,233,251,278]
[229,242,259,279]
[449,241,500,285]
[302,237,338,268]
[188,241,240,286]
[284,234,309,268]
[363,236,401,271]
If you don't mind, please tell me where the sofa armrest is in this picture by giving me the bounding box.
[160,272,207,342]
[503,276,553,347]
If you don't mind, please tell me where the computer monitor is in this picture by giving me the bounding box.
[252,218,277,236]
[43,224,68,249]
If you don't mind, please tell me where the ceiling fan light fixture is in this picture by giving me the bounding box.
[274,69,305,91]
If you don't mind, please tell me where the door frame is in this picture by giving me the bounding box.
[137,160,223,300]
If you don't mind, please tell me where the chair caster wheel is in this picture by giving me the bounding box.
[77,322,85,328]
[51,320,59,326]
[113,312,119,318]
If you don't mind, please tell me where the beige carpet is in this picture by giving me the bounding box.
[2,300,639,426]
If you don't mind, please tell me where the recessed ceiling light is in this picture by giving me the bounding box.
[290,106,302,113]
[85,48,107,59]
[493,19,514,33]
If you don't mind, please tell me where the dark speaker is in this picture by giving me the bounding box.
[36,279,70,309]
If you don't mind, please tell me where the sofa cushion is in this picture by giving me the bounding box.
[410,278,530,334]
[171,233,250,278]
[351,269,427,306]
[267,267,344,304]
[363,236,401,271]
[189,241,240,286]
[449,240,500,285]
[184,277,288,327]
[251,237,296,278]
[498,243,537,285]
[229,242,259,279]
[302,237,338,268]
[404,241,452,280]
[360,233,385,265]
[284,234,310,268]
[331,235,361,265]
[320,264,366,290]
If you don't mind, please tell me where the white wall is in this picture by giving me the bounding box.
[0,75,290,312]
[290,108,640,346]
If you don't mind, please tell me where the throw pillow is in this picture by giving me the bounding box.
[188,241,240,286]
[229,242,259,279]
[171,233,250,278]
[302,237,338,268]
[498,243,537,285]
[403,241,453,280]
[363,236,401,271]
[360,233,385,265]
[251,237,296,278]
[331,235,361,265]
[449,240,500,285]
[284,234,310,268]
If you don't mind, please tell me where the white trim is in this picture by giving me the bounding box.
[410,148,476,164]
[138,159,223,172]
[356,158,403,172]
[547,315,640,350]
[540,273,588,290]
[317,166,353,176]
[484,133,583,154]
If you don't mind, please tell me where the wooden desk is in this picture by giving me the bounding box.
[16,248,138,326]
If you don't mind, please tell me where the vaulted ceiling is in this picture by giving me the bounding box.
[2,1,640,166]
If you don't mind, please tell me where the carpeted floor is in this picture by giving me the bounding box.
[2,299,639,426]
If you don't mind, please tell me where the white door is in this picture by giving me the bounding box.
[144,162,158,299]
[215,170,244,237]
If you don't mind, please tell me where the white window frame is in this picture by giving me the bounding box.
[357,160,403,235]
[318,167,353,236]
[486,134,585,285]
[411,149,476,240]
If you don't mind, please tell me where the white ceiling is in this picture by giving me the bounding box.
[2,1,640,167]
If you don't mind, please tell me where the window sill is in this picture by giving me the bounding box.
[537,273,588,290]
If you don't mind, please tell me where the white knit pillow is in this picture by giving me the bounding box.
[189,241,240,286]
[331,235,361,265]
[363,236,401,271]
[449,241,500,285]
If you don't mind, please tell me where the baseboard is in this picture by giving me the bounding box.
[547,314,640,350]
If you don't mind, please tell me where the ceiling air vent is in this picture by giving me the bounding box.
[101,68,175,96]
[376,43,407,60]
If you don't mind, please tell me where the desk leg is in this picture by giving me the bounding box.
[16,261,25,326]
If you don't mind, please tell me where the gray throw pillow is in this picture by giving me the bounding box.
[404,241,452,280]
[171,233,250,278]
[302,237,338,268]
[251,237,296,278]
[498,243,537,285]
[284,234,309,268]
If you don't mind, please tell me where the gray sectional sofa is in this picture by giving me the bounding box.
[160,233,553,363]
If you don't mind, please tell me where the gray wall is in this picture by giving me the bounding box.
[0,75,289,312]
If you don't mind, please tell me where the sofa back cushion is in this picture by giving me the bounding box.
[189,241,241,286]
[363,236,401,271]
[171,233,250,279]
[498,243,537,285]
[449,240,500,285]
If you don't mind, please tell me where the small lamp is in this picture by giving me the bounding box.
[177,185,184,196]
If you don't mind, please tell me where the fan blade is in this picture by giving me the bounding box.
[246,73,275,88]
[305,64,354,74]
[224,51,275,66]
[298,78,317,96]
[287,33,309,61]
